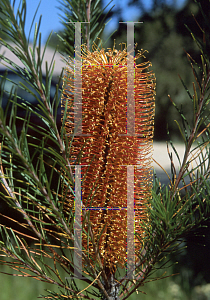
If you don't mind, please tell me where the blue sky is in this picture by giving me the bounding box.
[14,0,186,43]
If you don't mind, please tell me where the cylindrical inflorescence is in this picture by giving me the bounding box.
[61,44,155,274]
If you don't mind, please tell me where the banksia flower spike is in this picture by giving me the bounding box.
[61,43,155,275]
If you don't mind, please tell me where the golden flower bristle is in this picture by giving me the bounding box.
[61,43,155,274]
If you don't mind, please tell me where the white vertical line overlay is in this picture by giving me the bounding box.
[119,21,142,136]
[66,21,89,136]
[127,165,135,279]
[74,22,82,136]
[127,22,135,136]
[74,165,82,278]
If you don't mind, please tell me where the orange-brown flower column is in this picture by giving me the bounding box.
[61,45,155,275]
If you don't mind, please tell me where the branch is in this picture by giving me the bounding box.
[171,68,210,198]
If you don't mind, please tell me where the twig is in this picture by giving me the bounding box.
[171,68,210,199]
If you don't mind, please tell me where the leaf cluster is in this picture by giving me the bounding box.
[57,0,116,56]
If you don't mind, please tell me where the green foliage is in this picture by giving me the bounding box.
[0,0,210,299]
[57,0,116,56]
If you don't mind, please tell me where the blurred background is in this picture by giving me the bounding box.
[1,0,210,299]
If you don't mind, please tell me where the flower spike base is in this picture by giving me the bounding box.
[61,44,156,277]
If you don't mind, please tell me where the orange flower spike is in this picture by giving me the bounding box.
[61,44,156,274]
